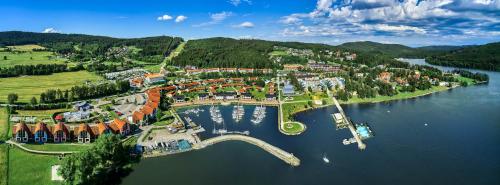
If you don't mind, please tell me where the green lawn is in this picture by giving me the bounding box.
[456,76,476,86]
[0,51,66,68]
[14,108,70,124]
[8,148,61,185]
[343,86,450,104]
[282,122,305,134]
[282,102,310,121]
[0,71,104,103]
[21,143,92,152]
[0,145,7,185]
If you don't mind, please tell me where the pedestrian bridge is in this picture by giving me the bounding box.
[195,134,300,166]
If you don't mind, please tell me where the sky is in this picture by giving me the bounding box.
[1,0,499,47]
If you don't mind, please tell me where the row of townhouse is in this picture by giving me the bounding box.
[130,89,161,126]
[186,68,273,75]
[12,119,130,143]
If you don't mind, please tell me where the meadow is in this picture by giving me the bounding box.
[8,148,60,185]
[0,45,67,68]
[0,71,104,103]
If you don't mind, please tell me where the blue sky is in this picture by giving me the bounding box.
[1,0,499,46]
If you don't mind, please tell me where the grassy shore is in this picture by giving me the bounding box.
[8,148,60,185]
[342,86,450,104]
[0,71,103,103]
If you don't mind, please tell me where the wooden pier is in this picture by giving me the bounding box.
[331,97,366,150]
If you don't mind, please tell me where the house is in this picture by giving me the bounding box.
[95,122,111,136]
[173,95,185,103]
[265,94,276,101]
[75,123,93,143]
[109,119,130,136]
[240,93,252,100]
[346,53,357,61]
[283,64,304,71]
[52,122,69,143]
[238,68,254,73]
[33,122,50,143]
[144,73,165,84]
[141,104,156,122]
[214,93,224,100]
[129,77,144,88]
[12,123,30,142]
[223,92,237,100]
[130,111,146,126]
[198,93,210,101]
[378,72,392,83]
[74,101,92,112]
[283,83,295,96]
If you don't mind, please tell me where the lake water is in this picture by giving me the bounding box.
[123,59,500,185]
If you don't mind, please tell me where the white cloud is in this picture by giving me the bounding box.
[157,14,173,21]
[175,15,188,23]
[228,0,252,6]
[193,11,233,27]
[42,28,59,33]
[234,21,254,28]
[362,24,427,34]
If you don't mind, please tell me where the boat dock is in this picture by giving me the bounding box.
[195,134,300,166]
[332,97,366,150]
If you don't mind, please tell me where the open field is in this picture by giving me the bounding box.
[0,71,104,103]
[456,76,476,86]
[7,44,46,51]
[8,148,60,185]
[0,51,66,68]
[0,108,8,141]
[0,145,7,185]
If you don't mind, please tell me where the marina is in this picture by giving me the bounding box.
[251,105,267,124]
[232,105,245,122]
[209,106,224,124]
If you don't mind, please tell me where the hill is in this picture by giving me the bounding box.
[426,42,500,71]
[172,37,339,69]
[339,41,417,57]
[0,31,183,63]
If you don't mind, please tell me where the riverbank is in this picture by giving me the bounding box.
[341,86,451,105]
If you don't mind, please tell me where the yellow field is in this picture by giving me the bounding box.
[7,44,46,51]
[0,71,104,103]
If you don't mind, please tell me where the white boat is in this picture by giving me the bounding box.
[322,154,330,163]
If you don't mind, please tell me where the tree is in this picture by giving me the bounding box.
[30,97,38,105]
[7,93,18,104]
[59,134,136,185]
[3,56,6,60]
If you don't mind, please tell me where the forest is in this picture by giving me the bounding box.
[0,31,183,64]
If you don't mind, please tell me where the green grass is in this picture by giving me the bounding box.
[21,143,92,152]
[8,148,61,185]
[144,64,162,73]
[282,102,310,121]
[0,145,7,185]
[7,45,45,51]
[269,50,288,56]
[15,109,70,124]
[0,108,8,141]
[343,86,450,104]
[282,122,305,134]
[0,71,104,103]
[166,42,186,62]
[456,76,475,86]
[0,50,66,68]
